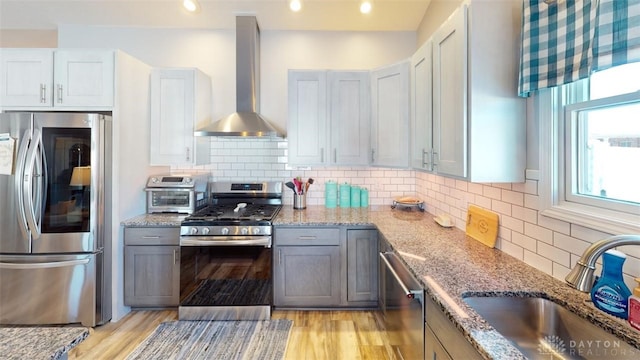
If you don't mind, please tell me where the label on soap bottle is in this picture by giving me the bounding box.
[629,297,640,330]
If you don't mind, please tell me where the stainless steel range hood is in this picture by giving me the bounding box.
[195,16,284,137]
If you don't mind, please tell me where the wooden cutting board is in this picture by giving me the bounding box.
[465,205,499,248]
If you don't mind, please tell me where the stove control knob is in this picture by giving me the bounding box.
[252,228,261,235]
[241,228,249,235]
[221,228,229,235]
[201,227,210,235]
[190,227,198,235]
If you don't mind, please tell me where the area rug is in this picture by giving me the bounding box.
[126,319,292,360]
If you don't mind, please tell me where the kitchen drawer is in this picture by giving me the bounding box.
[274,227,340,246]
[124,227,180,246]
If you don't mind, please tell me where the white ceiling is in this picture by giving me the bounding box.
[0,0,438,32]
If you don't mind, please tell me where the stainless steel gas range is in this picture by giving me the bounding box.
[178,181,282,321]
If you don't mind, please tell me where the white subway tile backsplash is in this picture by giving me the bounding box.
[524,250,553,274]
[537,241,570,268]
[173,139,637,283]
[512,232,537,252]
[524,222,553,244]
[500,240,524,260]
[553,233,591,256]
[501,215,525,233]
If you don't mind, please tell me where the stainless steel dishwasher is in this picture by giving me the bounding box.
[379,250,425,360]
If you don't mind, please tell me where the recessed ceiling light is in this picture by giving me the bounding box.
[183,0,200,13]
[289,0,302,12]
[360,1,372,14]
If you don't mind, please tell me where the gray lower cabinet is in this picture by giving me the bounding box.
[274,245,341,307]
[346,229,378,304]
[273,226,378,308]
[425,295,481,360]
[124,227,180,307]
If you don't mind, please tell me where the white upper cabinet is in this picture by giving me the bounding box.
[288,70,369,166]
[150,68,211,166]
[410,40,433,171]
[0,49,114,109]
[329,71,370,165]
[429,1,525,182]
[432,6,467,178]
[370,60,410,168]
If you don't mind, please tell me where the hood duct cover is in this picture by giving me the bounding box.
[195,16,284,137]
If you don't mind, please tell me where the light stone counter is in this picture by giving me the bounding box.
[275,205,640,359]
[0,326,89,360]
[121,213,186,227]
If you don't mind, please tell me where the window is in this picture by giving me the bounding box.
[541,62,640,234]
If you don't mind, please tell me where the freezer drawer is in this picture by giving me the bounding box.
[0,253,102,327]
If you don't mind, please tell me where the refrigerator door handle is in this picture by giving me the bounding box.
[15,128,33,240]
[23,128,43,240]
[0,258,90,269]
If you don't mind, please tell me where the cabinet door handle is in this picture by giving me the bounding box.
[141,236,160,239]
[186,147,191,162]
[173,249,179,264]
[320,148,324,163]
[334,148,337,163]
[371,149,375,163]
[432,151,438,168]
[422,148,430,168]
[298,236,317,240]
[40,84,46,103]
[56,84,63,103]
[278,249,282,265]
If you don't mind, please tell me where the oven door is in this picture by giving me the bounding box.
[179,239,272,321]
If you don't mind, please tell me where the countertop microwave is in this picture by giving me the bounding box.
[144,174,208,214]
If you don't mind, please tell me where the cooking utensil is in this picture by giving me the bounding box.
[465,205,499,248]
[305,178,314,193]
[285,181,296,193]
[293,178,302,194]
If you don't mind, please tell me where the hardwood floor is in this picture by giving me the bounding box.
[68,309,402,359]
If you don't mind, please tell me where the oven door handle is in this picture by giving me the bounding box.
[180,236,271,247]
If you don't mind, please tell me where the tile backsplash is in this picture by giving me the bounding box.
[172,137,639,290]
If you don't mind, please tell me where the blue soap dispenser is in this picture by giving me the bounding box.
[590,249,632,319]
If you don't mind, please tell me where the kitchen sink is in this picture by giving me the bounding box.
[463,296,638,359]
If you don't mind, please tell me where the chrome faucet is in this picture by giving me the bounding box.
[565,234,640,292]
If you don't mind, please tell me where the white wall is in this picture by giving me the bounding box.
[58,25,416,132]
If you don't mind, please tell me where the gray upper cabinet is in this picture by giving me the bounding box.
[410,40,433,171]
[150,68,211,166]
[288,70,370,166]
[430,1,526,182]
[370,60,410,168]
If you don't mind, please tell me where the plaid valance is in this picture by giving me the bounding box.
[518,0,640,97]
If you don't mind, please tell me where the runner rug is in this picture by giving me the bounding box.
[126,319,292,360]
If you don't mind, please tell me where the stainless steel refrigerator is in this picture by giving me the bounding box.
[0,112,112,327]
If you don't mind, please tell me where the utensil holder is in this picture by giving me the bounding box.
[293,193,307,209]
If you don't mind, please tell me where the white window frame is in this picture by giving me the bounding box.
[538,84,640,235]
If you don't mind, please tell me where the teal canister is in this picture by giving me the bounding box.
[325,181,337,208]
[339,182,351,208]
[360,187,369,207]
[350,186,361,207]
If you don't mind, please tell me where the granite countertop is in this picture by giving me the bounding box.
[121,213,186,227]
[0,326,89,360]
[275,206,640,359]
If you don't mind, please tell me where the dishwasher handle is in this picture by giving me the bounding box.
[379,252,415,299]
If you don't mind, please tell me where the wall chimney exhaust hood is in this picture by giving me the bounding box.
[195,16,284,137]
